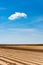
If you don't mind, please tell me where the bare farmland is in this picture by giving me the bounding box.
[0,44,43,65]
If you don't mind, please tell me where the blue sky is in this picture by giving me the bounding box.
[0,0,43,44]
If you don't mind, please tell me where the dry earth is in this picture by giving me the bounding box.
[0,45,43,65]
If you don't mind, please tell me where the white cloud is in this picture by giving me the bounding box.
[8,12,27,20]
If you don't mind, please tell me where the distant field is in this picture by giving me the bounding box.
[0,44,43,46]
[0,44,43,51]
